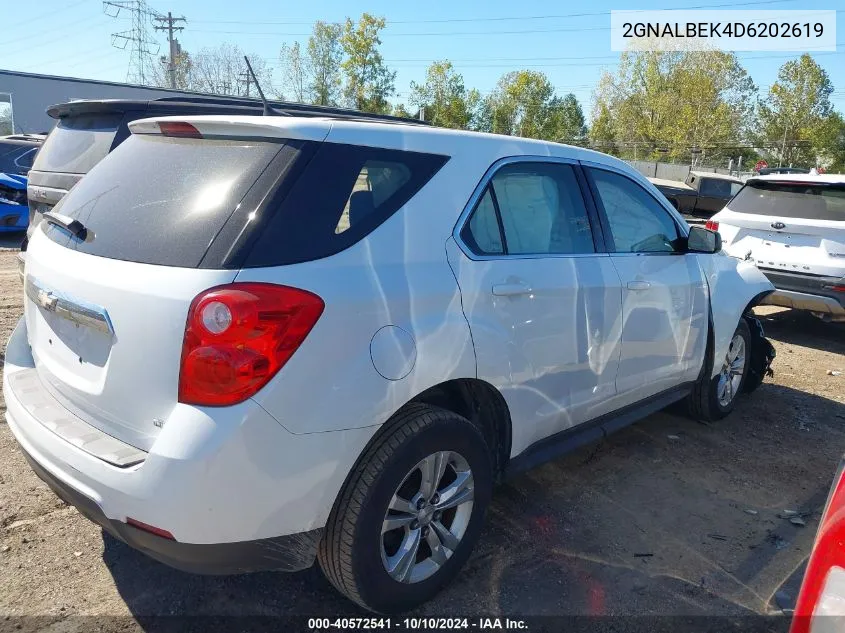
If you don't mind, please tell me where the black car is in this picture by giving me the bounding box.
[648,171,744,219]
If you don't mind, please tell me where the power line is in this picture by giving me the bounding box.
[13,0,89,30]
[0,14,93,49]
[188,0,802,26]
[188,7,842,37]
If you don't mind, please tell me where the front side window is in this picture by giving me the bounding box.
[462,162,595,256]
[589,168,681,253]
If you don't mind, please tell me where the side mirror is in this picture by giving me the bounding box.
[687,225,722,254]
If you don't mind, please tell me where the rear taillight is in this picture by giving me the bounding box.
[179,283,324,406]
[705,220,720,232]
[791,459,845,633]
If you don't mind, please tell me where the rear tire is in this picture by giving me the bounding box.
[688,319,751,422]
[318,403,493,614]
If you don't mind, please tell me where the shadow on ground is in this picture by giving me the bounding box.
[755,308,845,355]
[101,377,845,623]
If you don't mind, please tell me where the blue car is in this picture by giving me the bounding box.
[0,172,28,232]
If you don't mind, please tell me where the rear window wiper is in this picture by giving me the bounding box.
[42,211,89,240]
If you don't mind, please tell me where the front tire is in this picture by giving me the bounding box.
[688,319,751,422]
[318,403,493,614]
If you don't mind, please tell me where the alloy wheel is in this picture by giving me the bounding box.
[380,451,475,584]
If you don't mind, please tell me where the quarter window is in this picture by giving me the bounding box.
[462,162,595,256]
[462,189,503,255]
[589,168,681,253]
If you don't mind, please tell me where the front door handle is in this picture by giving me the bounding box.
[492,282,532,297]
[627,280,651,291]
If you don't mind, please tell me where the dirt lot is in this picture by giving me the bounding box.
[1,241,844,628]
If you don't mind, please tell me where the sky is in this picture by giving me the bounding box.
[3,0,844,120]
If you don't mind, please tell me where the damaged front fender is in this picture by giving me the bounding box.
[699,253,775,381]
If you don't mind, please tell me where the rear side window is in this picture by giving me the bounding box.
[462,189,503,255]
[729,181,845,222]
[44,134,288,267]
[32,113,122,174]
[245,143,448,267]
[461,162,595,256]
[15,147,37,170]
[700,178,742,198]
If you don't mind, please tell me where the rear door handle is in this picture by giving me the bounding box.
[492,282,532,297]
[627,280,651,291]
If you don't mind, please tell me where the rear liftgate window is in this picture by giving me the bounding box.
[32,113,123,175]
[244,142,449,267]
[43,134,289,267]
[730,181,845,222]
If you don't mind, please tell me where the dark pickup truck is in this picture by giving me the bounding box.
[648,171,744,219]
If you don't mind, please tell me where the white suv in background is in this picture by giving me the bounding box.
[3,114,774,613]
[711,174,845,322]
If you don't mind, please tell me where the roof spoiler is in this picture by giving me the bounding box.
[46,97,430,126]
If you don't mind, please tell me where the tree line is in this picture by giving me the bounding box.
[152,13,844,171]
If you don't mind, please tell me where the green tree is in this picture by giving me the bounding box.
[188,44,272,97]
[591,49,756,163]
[340,13,396,113]
[279,42,310,102]
[392,103,414,118]
[477,70,586,141]
[546,93,587,144]
[307,21,343,106]
[151,49,193,90]
[812,111,845,172]
[757,54,835,167]
[409,61,481,129]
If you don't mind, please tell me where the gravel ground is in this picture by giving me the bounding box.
[0,240,843,629]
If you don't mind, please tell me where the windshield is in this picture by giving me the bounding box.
[729,181,845,222]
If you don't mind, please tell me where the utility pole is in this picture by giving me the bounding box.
[153,12,186,89]
[239,67,252,97]
[779,122,789,168]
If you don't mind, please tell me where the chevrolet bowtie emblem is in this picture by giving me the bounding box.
[36,289,58,311]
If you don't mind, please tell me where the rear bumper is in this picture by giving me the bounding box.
[3,316,378,572]
[759,268,845,319]
[19,442,321,574]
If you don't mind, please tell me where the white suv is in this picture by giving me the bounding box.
[3,115,774,613]
[711,174,845,322]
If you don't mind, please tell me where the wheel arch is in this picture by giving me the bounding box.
[409,378,512,480]
[335,378,513,500]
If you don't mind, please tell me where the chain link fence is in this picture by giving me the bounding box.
[626,160,756,182]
